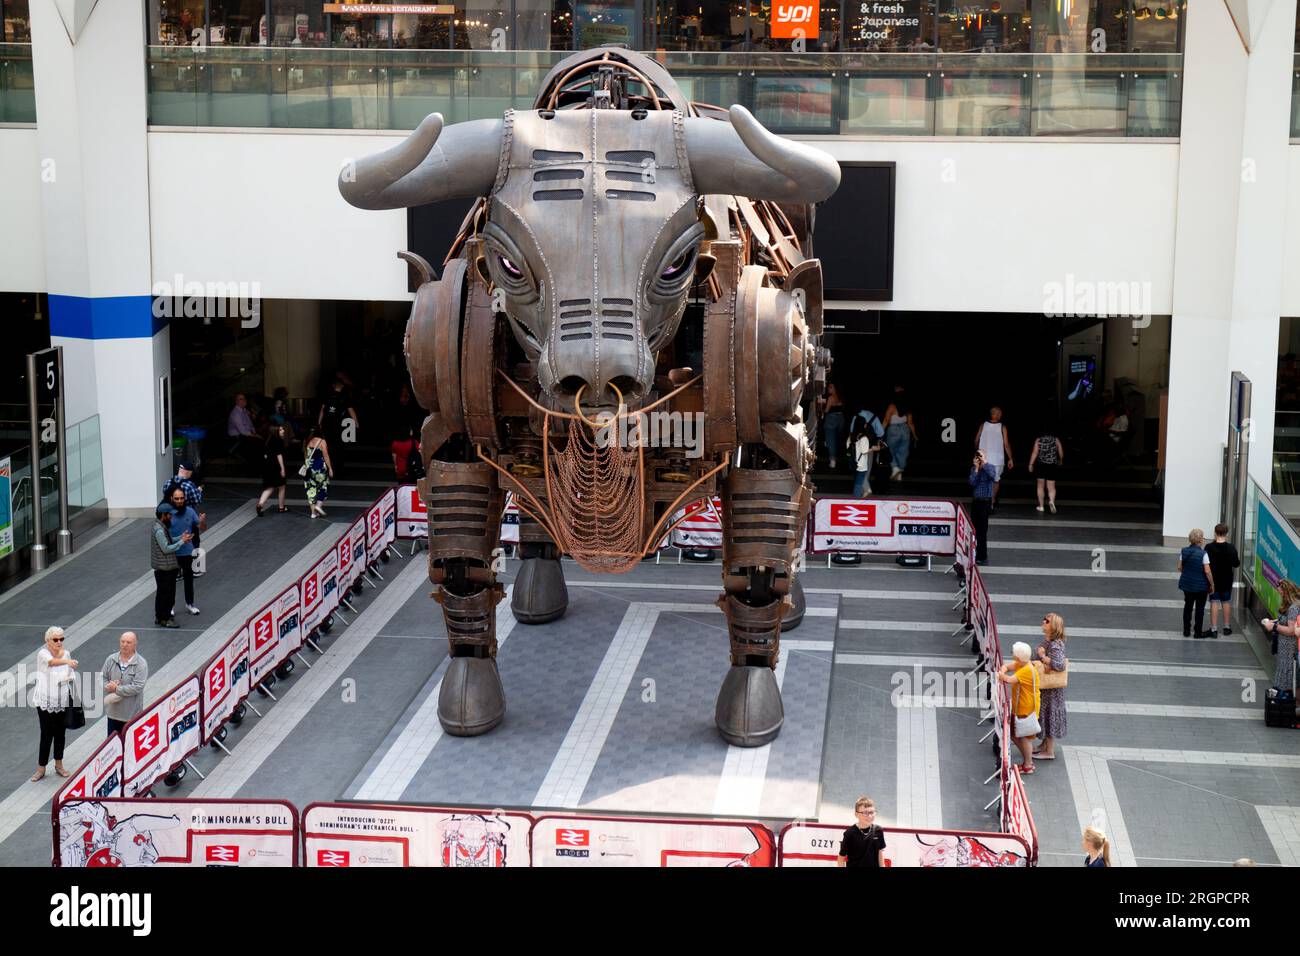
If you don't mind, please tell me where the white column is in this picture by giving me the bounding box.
[1163,0,1296,538]
[31,0,170,514]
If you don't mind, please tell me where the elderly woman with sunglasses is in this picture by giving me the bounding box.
[31,626,79,781]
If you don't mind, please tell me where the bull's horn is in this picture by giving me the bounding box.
[339,113,503,210]
[684,105,840,203]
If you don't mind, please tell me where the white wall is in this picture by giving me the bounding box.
[0,128,45,292]
[148,130,411,302]
[147,130,1181,314]
[1282,146,1300,318]
[818,139,1179,315]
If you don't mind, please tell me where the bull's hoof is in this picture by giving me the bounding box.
[781,577,806,632]
[511,557,569,624]
[715,665,784,747]
[438,657,506,736]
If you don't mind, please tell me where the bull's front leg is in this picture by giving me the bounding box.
[715,459,811,747]
[423,456,508,736]
[510,513,569,625]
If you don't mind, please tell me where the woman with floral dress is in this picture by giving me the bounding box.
[303,427,334,519]
[1033,612,1068,760]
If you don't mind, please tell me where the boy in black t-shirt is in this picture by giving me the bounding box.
[837,796,887,867]
[1204,523,1241,639]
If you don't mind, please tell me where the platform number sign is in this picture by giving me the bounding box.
[32,347,59,402]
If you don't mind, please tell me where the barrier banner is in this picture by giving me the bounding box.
[811,498,956,555]
[200,626,251,744]
[303,803,533,868]
[501,493,520,544]
[396,482,425,539]
[670,495,723,549]
[55,734,123,805]
[54,799,298,867]
[531,815,774,867]
[1001,767,1038,864]
[347,518,367,588]
[366,497,385,556]
[249,585,301,686]
[956,503,975,572]
[121,677,201,797]
[382,487,397,547]
[778,823,1030,867]
[302,548,340,635]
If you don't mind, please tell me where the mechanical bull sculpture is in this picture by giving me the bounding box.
[340,47,839,747]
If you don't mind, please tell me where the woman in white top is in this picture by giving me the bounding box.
[882,386,919,480]
[973,406,1014,509]
[32,626,79,781]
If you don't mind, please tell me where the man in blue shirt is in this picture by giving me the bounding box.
[969,449,998,565]
[166,485,206,616]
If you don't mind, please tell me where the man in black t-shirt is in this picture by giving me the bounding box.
[837,797,887,867]
[1204,522,1241,639]
[318,377,359,477]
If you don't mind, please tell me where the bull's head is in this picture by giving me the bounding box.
[340,105,839,409]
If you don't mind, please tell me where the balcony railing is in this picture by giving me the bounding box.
[0,43,35,123]
[146,47,1182,137]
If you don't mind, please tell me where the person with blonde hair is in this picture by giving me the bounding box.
[1082,827,1111,867]
[1033,612,1068,760]
[31,626,78,782]
[1177,528,1215,638]
[1262,578,1300,691]
[997,642,1040,774]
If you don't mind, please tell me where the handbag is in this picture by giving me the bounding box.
[1013,665,1040,738]
[62,679,85,731]
[1035,656,1069,690]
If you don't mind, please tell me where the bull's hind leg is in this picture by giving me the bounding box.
[424,456,508,736]
[510,514,569,624]
[715,460,810,747]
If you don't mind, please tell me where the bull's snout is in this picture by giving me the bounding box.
[552,371,646,410]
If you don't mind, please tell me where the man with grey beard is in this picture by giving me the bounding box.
[103,632,148,737]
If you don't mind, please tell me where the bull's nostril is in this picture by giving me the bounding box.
[556,376,588,399]
[608,376,642,402]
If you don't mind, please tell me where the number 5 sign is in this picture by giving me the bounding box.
[770,0,818,38]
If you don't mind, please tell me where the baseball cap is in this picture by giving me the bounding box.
[155,503,174,517]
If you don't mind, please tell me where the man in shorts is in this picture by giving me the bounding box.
[1204,523,1240,639]
[837,796,886,867]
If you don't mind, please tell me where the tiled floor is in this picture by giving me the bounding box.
[0,485,1293,867]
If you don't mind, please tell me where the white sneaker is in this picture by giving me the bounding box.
[1048,502,1057,514]
[1035,506,1044,512]
[187,605,200,615]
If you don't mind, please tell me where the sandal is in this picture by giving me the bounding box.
[1032,751,1056,760]
[1021,766,1036,775]
[29,769,45,782]
[54,765,70,778]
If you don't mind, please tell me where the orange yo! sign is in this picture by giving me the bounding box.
[770,0,818,38]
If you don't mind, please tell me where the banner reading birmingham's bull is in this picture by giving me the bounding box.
[55,799,298,867]
[303,803,533,868]
[249,585,301,686]
[201,625,251,743]
[121,678,201,797]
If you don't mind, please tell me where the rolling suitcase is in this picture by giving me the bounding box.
[1265,658,1298,729]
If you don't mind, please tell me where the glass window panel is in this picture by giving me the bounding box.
[151,0,207,45]
[845,0,936,52]
[3,0,31,42]
[574,0,640,49]
[332,9,393,45]
[271,0,329,45]
[653,0,744,51]
[935,67,1028,133]
[844,73,931,131]
[209,0,268,45]
[938,0,1030,53]
[1130,1,1180,52]
[753,74,834,131]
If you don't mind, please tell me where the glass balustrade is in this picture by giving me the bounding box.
[0,42,34,123]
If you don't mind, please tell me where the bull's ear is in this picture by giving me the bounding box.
[694,253,717,283]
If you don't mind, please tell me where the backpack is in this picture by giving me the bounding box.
[855,410,885,439]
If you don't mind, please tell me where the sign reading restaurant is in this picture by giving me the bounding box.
[322,3,456,13]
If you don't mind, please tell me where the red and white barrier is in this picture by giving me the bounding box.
[531,814,774,867]
[1002,767,1038,864]
[301,548,340,635]
[365,497,385,557]
[778,823,1030,867]
[956,503,975,573]
[395,482,426,539]
[810,498,956,556]
[302,803,533,868]
[200,625,250,744]
[55,734,123,804]
[54,798,298,867]
[670,495,723,549]
[381,487,397,547]
[121,677,201,797]
[248,585,301,686]
[346,518,367,588]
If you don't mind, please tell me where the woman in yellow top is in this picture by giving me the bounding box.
[997,642,1041,774]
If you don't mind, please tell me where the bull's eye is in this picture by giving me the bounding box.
[498,255,523,280]
[660,249,695,283]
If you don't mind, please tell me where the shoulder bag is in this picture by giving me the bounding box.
[1035,656,1069,690]
[62,677,86,730]
[1013,665,1040,738]
[298,443,312,478]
